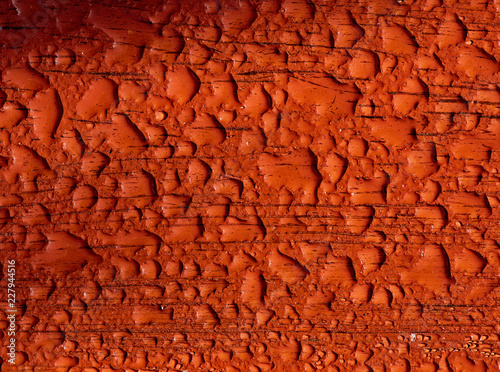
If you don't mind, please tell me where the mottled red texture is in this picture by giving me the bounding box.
[1,0,500,371]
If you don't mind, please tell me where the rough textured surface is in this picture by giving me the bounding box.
[1,0,500,370]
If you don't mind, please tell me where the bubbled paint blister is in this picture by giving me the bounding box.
[1,0,500,371]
